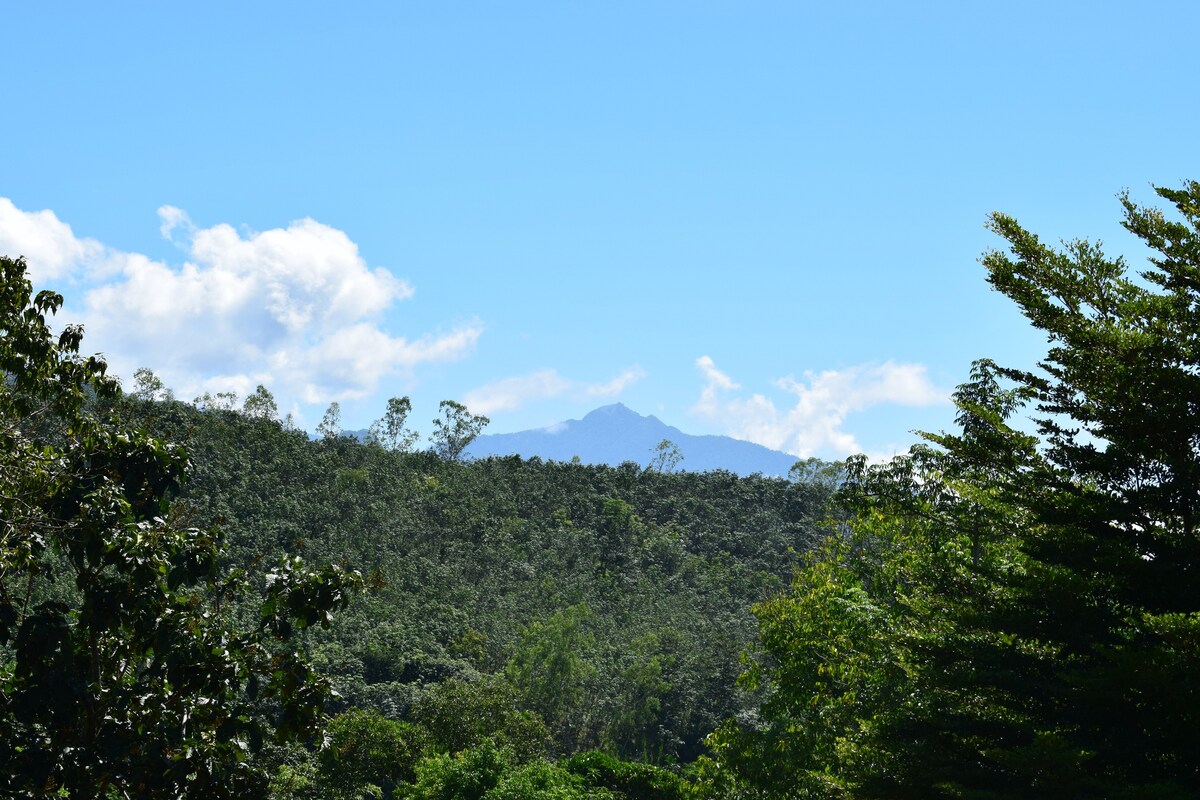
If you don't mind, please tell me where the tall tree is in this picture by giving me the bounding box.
[711,182,1200,798]
[130,367,173,402]
[647,439,683,473]
[242,384,280,421]
[429,400,488,462]
[0,255,360,798]
[318,401,342,441]
[368,396,419,452]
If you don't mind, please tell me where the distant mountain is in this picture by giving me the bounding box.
[465,403,799,477]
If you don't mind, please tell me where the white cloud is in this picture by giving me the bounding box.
[158,204,194,244]
[693,355,740,417]
[0,198,109,283]
[691,356,948,458]
[696,355,739,390]
[464,365,646,416]
[0,197,481,409]
[586,366,647,397]
[463,370,574,415]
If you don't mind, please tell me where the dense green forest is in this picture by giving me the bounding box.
[4,181,1200,798]
[134,394,832,787]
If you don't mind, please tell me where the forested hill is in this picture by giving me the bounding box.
[8,184,1200,798]
[465,403,800,477]
[125,397,834,793]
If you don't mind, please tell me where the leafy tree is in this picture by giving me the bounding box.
[319,401,344,440]
[369,396,420,452]
[505,605,597,748]
[711,182,1200,798]
[601,633,673,762]
[596,499,640,576]
[429,400,488,462]
[0,255,361,798]
[131,366,173,401]
[647,439,683,473]
[482,760,595,800]
[787,457,844,491]
[563,751,690,800]
[412,675,550,763]
[318,709,432,799]
[194,389,240,411]
[243,384,280,421]
[399,739,510,800]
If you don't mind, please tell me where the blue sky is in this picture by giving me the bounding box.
[3,2,1198,460]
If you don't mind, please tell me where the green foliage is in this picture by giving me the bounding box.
[243,384,280,421]
[430,400,489,461]
[563,751,690,799]
[505,605,598,748]
[370,396,420,452]
[787,457,844,492]
[413,675,550,762]
[399,743,630,800]
[131,366,173,401]
[596,499,640,576]
[484,760,604,800]
[193,389,240,411]
[319,709,432,799]
[0,255,361,798]
[117,374,830,764]
[319,401,344,440]
[400,739,511,800]
[648,439,683,474]
[710,182,1200,798]
[601,633,674,762]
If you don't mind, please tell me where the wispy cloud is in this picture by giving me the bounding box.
[693,355,740,416]
[462,370,574,415]
[464,366,645,416]
[0,197,481,409]
[691,355,948,458]
[586,366,647,397]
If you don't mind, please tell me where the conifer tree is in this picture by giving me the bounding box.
[711,183,1200,798]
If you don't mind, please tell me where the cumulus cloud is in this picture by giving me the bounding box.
[0,196,481,409]
[0,197,109,283]
[464,366,646,416]
[691,356,948,458]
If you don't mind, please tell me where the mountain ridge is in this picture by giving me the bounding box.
[465,402,799,477]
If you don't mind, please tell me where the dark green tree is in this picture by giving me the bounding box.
[318,709,432,799]
[709,182,1200,798]
[412,675,550,763]
[0,255,361,798]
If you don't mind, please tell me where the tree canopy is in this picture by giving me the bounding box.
[0,255,360,798]
[707,182,1200,798]
[430,400,489,462]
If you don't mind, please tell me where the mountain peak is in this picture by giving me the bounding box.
[467,404,799,477]
[583,402,638,419]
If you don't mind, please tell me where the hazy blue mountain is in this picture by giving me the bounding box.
[465,403,799,477]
